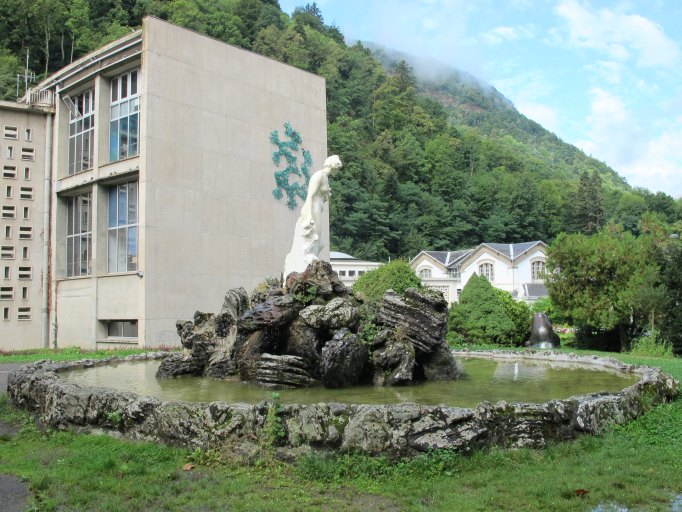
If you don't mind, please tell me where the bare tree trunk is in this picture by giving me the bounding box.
[43,25,50,75]
[619,324,630,352]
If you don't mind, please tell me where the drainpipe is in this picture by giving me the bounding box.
[42,112,53,348]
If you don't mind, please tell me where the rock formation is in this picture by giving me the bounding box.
[156,261,460,389]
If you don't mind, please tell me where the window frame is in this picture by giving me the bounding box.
[478,262,494,281]
[65,193,93,277]
[108,181,138,273]
[68,89,95,175]
[109,69,140,162]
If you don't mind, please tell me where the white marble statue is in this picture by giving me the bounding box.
[283,155,342,278]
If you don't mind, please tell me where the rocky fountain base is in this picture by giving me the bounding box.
[156,261,458,389]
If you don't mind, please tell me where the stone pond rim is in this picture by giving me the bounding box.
[7,350,679,457]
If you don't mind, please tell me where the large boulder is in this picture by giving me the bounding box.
[320,328,369,388]
[299,297,359,330]
[238,295,301,333]
[378,288,449,354]
[420,344,460,381]
[250,277,284,306]
[256,354,316,388]
[371,329,416,386]
[156,353,204,378]
[286,260,347,300]
[283,319,322,378]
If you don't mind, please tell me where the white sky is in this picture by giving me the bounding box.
[280,0,682,198]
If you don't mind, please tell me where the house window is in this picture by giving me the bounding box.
[24,128,32,141]
[2,165,17,179]
[21,246,29,259]
[68,89,94,175]
[3,125,18,139]
[338,270,346,276]
[18,266,31,279]
[20,148,35,161]
[6,146,14,159]
[447,267,461,280]
[107,320,138,338]
[358,271,365,276]
[532,261,546,281]
[110,70,140,162]
[3,266,9,279]
[18,226,32,239]
[1,205,16,219]
[2,306,8,320]
[17,306,31,320]
[23,167,30,180]
[1,245,14,259]
[108,181,137,272]
[479,262,494,281]
[4,226,10,239]
[5,185,12,198]
[19,187,33,200]
[22,207,29,219]
[21,286,28,300]
[0,286,13,300]
[348,270,355,277]
[419,268,432,278]
[66,193,92,277]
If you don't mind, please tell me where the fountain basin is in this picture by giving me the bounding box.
[8,351,679,457]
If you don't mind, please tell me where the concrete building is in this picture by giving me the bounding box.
[411,241,548,304]
[329,251,381,288]
[1,17,327,350]
[0,101,52,350]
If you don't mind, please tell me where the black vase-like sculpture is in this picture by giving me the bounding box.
[526,313,561,349]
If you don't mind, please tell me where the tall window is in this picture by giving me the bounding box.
[108,181,138,272]
[68,89,94,175]
[110,70,140,162]
[479,262,494,281]
[532,261,545,280]
[419,268,432,278]
[66,193,92,277]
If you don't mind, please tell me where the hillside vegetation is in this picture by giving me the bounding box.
[1,0,679,261]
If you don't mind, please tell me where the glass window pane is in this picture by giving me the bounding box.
[109,121,119,162]
[129,113,138,156]
[130,71,138,95]
[68,138,76,174]
[111,77,118,102]
[111,104,120,120]
[108,187,117,228]
[82,130,91,169]
[123,320,138,338]
[108,229,117,272]
[119,117,128,159]
[67,198,74,235]
[120,100,128,117]
[117,185,127,225]
[131,97,139,112]
[86,233,92,275]
[117,227,127,271]
[121,74,128,99]
[128,181,137,224]
[74,135,82,173]
[127,226,137,271]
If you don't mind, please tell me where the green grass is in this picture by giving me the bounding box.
[0,346,176,364]
[1,350,681,511]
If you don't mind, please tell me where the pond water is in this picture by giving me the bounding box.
[60,358,638,408]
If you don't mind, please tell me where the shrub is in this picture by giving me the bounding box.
[352,259,421,304]
[530,296,566,325]
[449,274,518,346]
[630,331,674,358]
[494,288,531,346]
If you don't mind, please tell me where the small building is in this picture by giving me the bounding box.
[1,17,327,350]
[329,251,381,288]
[410,241,548,304]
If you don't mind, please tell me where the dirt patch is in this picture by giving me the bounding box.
[0,474,30,512]
[0,419,20,438]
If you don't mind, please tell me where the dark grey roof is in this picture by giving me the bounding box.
[330,251,356,260]
[423,251,450,265]
[521,283,548,297]
[481,241,543,261]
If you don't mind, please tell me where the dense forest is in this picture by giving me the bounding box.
[1,0,680,261]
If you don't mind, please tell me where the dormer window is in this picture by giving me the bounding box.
[419,268,432,278]
[479,262,494,281]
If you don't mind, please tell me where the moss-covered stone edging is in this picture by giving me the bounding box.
[8,351,679,457]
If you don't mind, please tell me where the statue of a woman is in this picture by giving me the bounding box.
[283,155,342,277]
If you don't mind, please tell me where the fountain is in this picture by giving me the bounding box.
[6,155,680,457]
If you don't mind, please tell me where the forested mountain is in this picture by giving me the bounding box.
[1,0,679,261]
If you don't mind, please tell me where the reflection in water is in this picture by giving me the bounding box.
[61,358,638,409]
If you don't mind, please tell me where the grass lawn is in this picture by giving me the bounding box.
[1,349,681,511]
[0,346,176,364]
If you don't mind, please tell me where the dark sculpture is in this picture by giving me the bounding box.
[526,313,561,349]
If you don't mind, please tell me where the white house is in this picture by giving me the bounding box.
[330,251,381,288]
[410,241,548,304]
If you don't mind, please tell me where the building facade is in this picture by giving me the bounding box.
[411,241,548,304]
[329,251,381,288]
[1,17,327,350]
[0,101,52,350]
